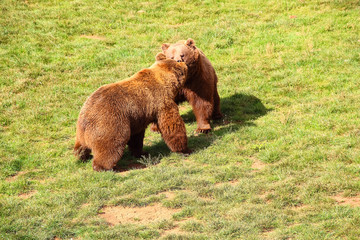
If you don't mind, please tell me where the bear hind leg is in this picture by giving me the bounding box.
[212,85,223,120]
[185,90,213,133]
[128,130,148,158]
[92,145,125,171]
[190,98,213,134]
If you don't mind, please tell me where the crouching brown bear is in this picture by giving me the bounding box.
[74,53,191,171]
[152,38,222,133]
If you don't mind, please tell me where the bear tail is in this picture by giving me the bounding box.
[74,141,92,162]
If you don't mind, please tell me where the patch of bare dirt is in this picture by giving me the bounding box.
[18,191,37,199]
[99,203,180,225]
[332,193,360,207]
[251,157,266,170]
[6,171,28,182]
[80,35,106,41]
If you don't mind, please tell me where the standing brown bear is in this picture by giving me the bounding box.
[74,53,191,171]
[153,38,223,133]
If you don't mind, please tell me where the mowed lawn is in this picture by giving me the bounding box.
[1,0,360,239]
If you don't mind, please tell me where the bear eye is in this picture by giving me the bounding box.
[180,54,184,58]
[171,57,174,59]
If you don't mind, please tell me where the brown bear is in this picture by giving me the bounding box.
[74,53,191,171]
[152,38,222,133]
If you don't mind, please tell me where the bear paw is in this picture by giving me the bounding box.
[180,148,193,156]
[195,127,211,134]
[93,164,106,172]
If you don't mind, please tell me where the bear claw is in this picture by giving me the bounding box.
[195,128,211,134]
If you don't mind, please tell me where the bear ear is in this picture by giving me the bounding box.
[155,52,167,61]
[185,38,196,48]
[161,43,170,52]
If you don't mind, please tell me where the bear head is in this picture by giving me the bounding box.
[153,52,188,88]
[161,38,200,67]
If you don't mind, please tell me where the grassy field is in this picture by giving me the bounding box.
[1,0,360,239]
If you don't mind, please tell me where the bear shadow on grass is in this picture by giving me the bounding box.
[114,93,271,172]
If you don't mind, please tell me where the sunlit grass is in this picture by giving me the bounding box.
[1,0,360,239]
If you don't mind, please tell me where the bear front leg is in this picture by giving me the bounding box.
[127,130,148,158]
[157,105,192,154]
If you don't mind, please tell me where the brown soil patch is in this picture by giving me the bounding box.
[99,203,180,225]
[332,194,360,207]
[251,157,266,170]
[18,191,37,199]
[6,171,28,182]
[80,35,106,41]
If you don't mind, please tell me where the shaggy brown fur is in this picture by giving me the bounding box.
[74,53,191,171]
[152,38,222,133]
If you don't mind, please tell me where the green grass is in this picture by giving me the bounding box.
[1,0,360,239]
